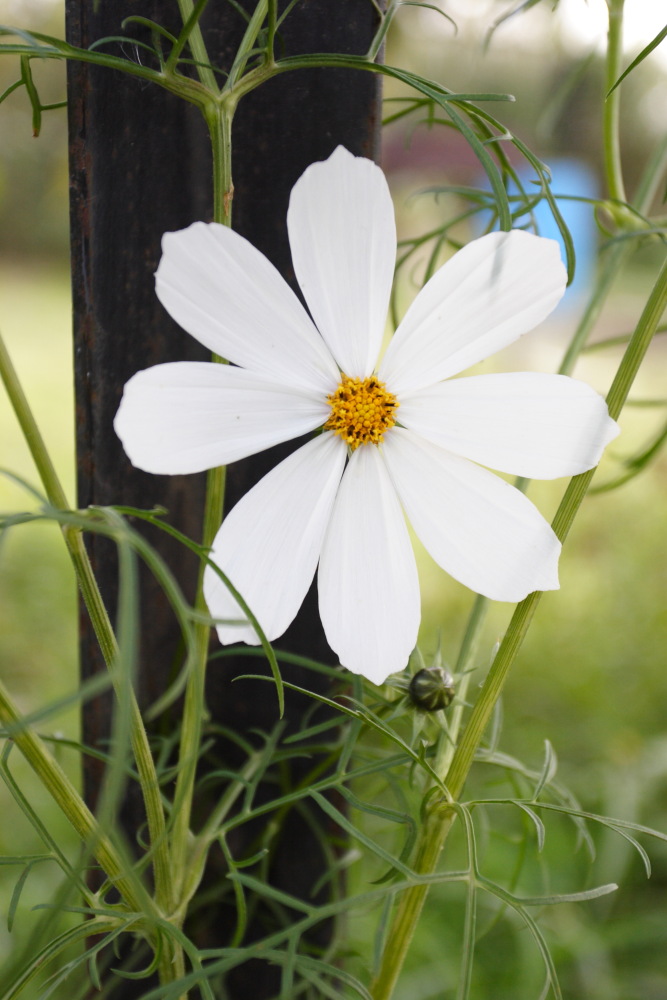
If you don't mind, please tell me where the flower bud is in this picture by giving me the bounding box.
[408,666,455,712]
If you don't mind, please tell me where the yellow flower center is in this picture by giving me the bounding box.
[324,374,399,450]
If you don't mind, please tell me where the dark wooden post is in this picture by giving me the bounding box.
[66,2,381,994]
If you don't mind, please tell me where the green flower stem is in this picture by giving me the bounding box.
[604,0,627,207]
[169,102,233,910]
[207,102,236,227]
[371,253,667,1000]
[0,332,172,928]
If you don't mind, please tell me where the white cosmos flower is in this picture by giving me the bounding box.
[114,145,619,685]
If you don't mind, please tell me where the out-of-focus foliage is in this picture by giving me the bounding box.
[0,0,68,258]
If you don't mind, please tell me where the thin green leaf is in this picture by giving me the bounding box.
[0,27,205,105]
[534,801,667,845]
[218,835,249,946]
[0,24,53,49]
[8,861,38,932]
[338,787,418,884]
[121,16,179,45]
[608,24,667,96]
[236,675,449,792]
[367,1,456,60]
[0,468,47,502]
[273,951,373,1000]
[283,714,345,743]
[0,78,22,104]
[514,883,618,906]
[87,35,161,60]
[600,824,652,879]
[310,791,418,878]
[534,740,558,799]
[487,0,548,43]
[36,917,144,1000]
[111,932,163,979]
[511,135,576,281]
[515,802,546,852]
[478,878,563,1000]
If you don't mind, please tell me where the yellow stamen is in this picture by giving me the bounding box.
[324,374,399,450]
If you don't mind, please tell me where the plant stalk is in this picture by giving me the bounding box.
[604,0,627,206]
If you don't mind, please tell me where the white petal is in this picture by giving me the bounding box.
[399,373,620,479]
[287,146,396,378]
[204,432,346,645]
[318,444,420,684]
[379,231,566,394]
[156,222,340,393]
[114,362,330,474]
[383,428,560,602]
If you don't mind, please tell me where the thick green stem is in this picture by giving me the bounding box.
[208,104,235,227]
[604,0,627,206]
[371,254,667,1000]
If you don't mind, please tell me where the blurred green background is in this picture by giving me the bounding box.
[1,0,666,996]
